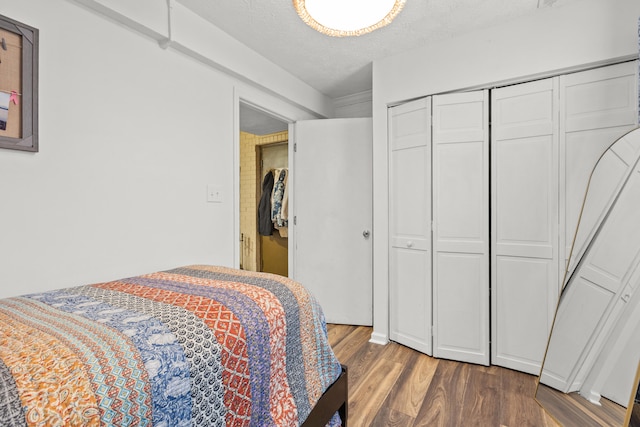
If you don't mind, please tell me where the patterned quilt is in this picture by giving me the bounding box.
[0,265,342,427]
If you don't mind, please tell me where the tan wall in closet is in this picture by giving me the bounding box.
[239,130,288,271]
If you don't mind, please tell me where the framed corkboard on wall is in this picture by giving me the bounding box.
[0,14,38,152]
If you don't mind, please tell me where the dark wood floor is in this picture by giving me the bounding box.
[327,324,559,427]
[535,383,626,427]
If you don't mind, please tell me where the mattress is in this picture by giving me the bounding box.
[0,265,343,426]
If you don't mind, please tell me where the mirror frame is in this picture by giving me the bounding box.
[535,126,640,427]
[623,362,640,426]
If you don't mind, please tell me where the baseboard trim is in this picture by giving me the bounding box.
[369,331,389,345]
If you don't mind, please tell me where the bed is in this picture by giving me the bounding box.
[0,265,347,427]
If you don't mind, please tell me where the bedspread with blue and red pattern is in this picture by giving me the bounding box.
[0,265,342,426]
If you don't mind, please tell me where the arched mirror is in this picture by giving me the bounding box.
[535,127,640,426]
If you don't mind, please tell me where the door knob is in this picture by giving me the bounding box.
[363,230,371,239]
[407,241,413,248]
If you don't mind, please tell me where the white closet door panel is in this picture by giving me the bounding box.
[436,241,484,254]
[390,145,430,250]
[494,135,557,252]
[432,99,485,143]
[434,141,485,245]
[495,244,553,260]
[389,98,432,355]
[495,257,556,372]
[432,90,489,365]
[559,61,638,279]
[492,79,557,141]
[433,252,487,364]
[580,266,627,294]
[583,178,640,290]
[491,77,559,373]
[539,278,613,391]
[389,247,432,355]
[563,62,638,132]
[598,292,640,406]
[390,98,432,151]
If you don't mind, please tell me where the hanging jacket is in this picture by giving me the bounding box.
[271,169,287,228]
[258,170,275,236]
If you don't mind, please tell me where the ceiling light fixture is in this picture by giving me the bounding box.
[293,0,406,37]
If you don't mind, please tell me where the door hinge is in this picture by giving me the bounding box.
[294,216,297,225]
[294,143,297,153]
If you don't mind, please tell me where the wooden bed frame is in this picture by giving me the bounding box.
[302,365,348,427]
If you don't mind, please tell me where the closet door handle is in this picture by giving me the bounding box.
[406,241,413,248]
[363,230,371,239]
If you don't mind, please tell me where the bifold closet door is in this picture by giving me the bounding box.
[431,91,490,365]
[389,98,433,355]
[491,78,560,375]
[559,61,639,279]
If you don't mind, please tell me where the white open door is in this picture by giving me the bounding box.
[293,118,372,325]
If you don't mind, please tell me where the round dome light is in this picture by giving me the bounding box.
[293,0,406,37]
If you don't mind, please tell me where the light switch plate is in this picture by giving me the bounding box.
[207,185,223,203]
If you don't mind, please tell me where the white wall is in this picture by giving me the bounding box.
[333,91,372,118]
[371,0,640,343]
[0,0,326,298]
[70,0,334,119]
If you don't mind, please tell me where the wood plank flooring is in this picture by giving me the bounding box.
[327,324,559,427]
[535,384,626,427]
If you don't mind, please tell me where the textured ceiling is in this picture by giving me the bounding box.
[177,0,571,99]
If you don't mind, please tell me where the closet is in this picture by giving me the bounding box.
[238,126,290,276]
[493,62,639,374]
[390,91,490,365]
[388,60,639,371]
[258,143,289,276]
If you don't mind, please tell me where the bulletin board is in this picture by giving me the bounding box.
[0,29,22,139]
[0,14,38,152]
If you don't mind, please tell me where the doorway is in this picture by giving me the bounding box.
[239,102,289,275]
[257,143,288,275]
